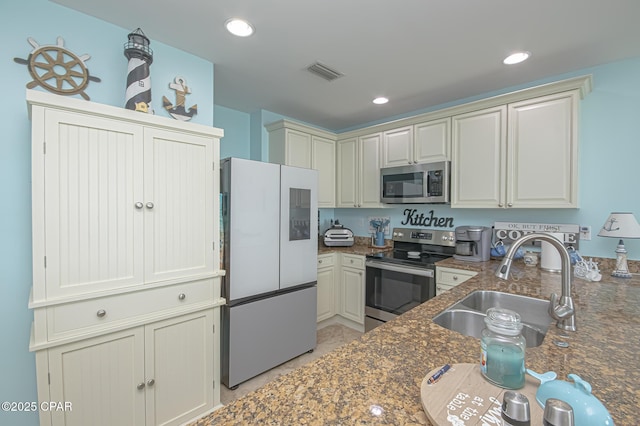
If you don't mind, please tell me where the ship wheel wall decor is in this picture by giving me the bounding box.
[14,36,101,100]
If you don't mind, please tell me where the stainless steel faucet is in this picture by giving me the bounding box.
[495,233,576,332]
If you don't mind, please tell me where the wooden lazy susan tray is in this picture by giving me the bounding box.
[420,363,544,425]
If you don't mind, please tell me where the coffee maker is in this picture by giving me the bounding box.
[453,226,492,262]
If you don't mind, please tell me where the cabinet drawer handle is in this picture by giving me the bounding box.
[96,309,106,318]
[135,202,144,209]
[137,382,145,390]
[146,202,154,209]
[178,293,186,301]
[147,379,155,387]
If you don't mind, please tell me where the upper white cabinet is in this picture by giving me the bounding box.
[451,106,507,208]
[414,117,451,163]
[382,126,413,167]
[32,98,219,302]
[382,118,450,167]
[336,133,383,208]
[452,90,581,208]
[267,120,336,207]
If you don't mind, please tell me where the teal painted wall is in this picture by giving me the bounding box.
[0,1,215,424]
[215,104,251,159]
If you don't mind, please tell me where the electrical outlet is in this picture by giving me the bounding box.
[580,225,591,241]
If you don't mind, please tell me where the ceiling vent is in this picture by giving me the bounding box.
[306,62,344,82]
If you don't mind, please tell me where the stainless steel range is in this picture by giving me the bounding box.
[364,227,456,331]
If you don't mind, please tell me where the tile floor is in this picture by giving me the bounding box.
[220,323,363,405]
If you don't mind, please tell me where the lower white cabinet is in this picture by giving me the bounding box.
[317,254,336,322]
[435,266,477,295]
[37,309,217,426]
[338,254,365,325]
[316,253,365,326]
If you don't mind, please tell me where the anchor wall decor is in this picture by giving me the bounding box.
[162,76,198,121]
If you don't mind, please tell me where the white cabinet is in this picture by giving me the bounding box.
[316,254,336,322]
[414,117,451,163]
[43,310,216,426]
[27,90,225,426]
[451,91,580,208]
[382,126,413,167]
[339,254,365,325]
[267,120,336,207]
[382,119,450,167]
[336,133,383,208]
[435,266,477,295]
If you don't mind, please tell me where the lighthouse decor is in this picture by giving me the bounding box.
[124,28,153,113]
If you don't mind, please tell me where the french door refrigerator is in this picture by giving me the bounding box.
[220,157,318,388]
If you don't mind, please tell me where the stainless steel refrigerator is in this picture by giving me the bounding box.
[220,157,318,388]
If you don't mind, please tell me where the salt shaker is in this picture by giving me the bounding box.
[501,391,530,426]
[543,398,574,426]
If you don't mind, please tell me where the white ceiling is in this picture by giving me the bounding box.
[53,0,640,131]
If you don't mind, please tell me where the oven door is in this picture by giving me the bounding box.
[364,260,435,331]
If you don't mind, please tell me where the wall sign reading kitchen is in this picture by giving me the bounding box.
[401,209,454,228]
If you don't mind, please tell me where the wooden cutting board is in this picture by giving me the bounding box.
[420,363,543,425]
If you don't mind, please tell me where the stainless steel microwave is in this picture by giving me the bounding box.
[380,161,450,204]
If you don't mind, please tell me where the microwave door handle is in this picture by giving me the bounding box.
[425,172,430,197]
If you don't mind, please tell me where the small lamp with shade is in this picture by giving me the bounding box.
[597,212,640,278]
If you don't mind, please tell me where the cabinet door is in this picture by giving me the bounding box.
[312,135,336,207]
[340,267,364,325]
[42,110,144,300]
[359,133,383,208]
[336,138,358,208]
[144,128,214,283]
[414,117,450,163]
[382,126,413,167]
[508,92,578,208]
[145,310,213,426]
[48,328,145,426]
[286,129,312,168]
[451,106,507,208]
[317,265,336,322]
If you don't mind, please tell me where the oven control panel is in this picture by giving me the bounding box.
[392,228,455,246]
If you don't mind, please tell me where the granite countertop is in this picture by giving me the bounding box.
[317,238,393,257]
[197,257,640,425]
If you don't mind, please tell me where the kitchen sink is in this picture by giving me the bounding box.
[432,290,552,347]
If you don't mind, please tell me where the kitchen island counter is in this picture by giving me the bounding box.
[194,259,640,425]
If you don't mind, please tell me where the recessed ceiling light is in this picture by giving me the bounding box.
[373,97,389,105]
[503,51,530,65]
[225,18,254,37]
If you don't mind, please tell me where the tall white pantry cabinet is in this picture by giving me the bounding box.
[26,90,226,426]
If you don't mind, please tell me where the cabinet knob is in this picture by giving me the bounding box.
[137,382,145,390]
[135,202,144,209]
[437,286,443,291]
[178,293,186,301]
[146,379,155,387]
[318,259,323,264]
[96,309,106,318]
[507,203,513,207]
[498,203,504,207]
[146,202,155,209]
[453,275,458,281]
[359,272,363,276]
[414,161,418,164]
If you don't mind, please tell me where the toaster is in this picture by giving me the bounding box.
[323,223,354,247]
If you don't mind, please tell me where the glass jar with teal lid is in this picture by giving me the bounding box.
[480,307,526,389]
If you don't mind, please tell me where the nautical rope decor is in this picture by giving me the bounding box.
[124,28,153,112]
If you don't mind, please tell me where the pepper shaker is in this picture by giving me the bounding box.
[501,391,530,426]
[543,398,574,426]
